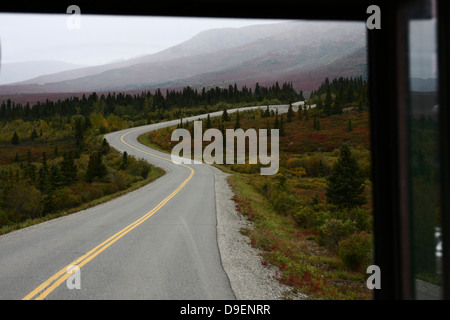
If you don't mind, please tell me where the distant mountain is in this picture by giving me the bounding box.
[0,21,367,96]
[8,22,298,87]
[0,60,85,85]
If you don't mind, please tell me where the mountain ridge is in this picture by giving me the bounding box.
[0,21,367,98]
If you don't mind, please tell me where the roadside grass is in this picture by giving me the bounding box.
[229,173,372,300]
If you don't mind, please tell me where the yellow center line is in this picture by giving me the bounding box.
[23,127,194,300]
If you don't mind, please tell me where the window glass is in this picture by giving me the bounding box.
[407,0,442,299]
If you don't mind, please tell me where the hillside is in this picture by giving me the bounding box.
[0,21,366,97]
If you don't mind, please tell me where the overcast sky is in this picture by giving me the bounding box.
[0,13,286,66]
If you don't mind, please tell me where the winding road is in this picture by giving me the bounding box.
[0,104,296,300]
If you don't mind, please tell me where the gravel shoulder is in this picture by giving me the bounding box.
[213,167,306,300]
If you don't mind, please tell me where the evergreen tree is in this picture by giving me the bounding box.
[222,108,230,122]
[286,104,294,122]
[318,159,327,177]
[60,151,77,185]
[49,164,65,190]
[24,150,36,182]
[325,143,367,208]
[11,131,19,145]
[43,192,56,215]
[299,90,305,101]
[30,129,38,141]
[234,110,240,129]
[274,114,280,129]
[206,114,212,129]
[120,151,128,170]
[279,115,286,137]
[324,86,333,116]
[297,105,303,121]
[74,118,84,157]
[101,138,110,155]
[85,151,108,183]
[303,105,309,121]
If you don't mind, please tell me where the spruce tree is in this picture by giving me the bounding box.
[325,143,367,208]
[11,131,19,145]
[324,86,333,116]
[24,149,36,182]
[222,108,230,122]
[85,151,107,183]
[299,90,305,101]
[234,110,240,129]
[120,151,128,170]
[30,129,38,141]
[263,105,270,118]
[74,118,84,157]
[101,138,110,155]
[49,164,65,190]
[206,114,212,129]
[286,104,294,122]
[60,151,77,185]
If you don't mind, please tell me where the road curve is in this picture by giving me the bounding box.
[0,104,294,300]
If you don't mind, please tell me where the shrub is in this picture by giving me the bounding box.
[111,170,131,190]
[337,231,373,271]
[53,187,82,209]
[294,205,332,231]
[286,157,302,169]
[0,209,12,227]
[127,158,152,179]
[340,207,372,232]
[268,187,299,216]
[318,218,358,249]
[6,182,43,220]
[294,206,315,228]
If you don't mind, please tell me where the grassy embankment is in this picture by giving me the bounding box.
[138,106,373,299]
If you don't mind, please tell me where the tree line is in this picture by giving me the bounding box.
[309,76,368,116]
[0,82,303,123]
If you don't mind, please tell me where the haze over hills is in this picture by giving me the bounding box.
[0,21,367,99]
[0,60,86,85]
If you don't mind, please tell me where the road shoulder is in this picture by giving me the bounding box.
[213,167,303,300]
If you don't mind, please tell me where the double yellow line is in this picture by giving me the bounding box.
[23,128,194,300]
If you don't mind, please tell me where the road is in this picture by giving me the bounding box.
[0,104,298,300]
